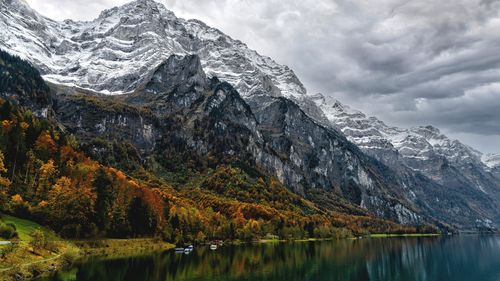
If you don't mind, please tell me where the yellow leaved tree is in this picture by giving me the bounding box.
[0,150,11,208]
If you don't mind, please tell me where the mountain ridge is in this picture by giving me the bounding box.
[1,0,499,231]
[312,93,496,181]
[50,52,429,227]
[3,48,434,242]
[1,0,308,100]
[313,93,500,225]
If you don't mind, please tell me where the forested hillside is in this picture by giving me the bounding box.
[0,50,433,244]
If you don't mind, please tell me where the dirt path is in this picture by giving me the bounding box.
[0,254,61,273]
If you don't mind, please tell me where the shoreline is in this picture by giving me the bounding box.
[0,238,174,281]
[368,233,441,238]
[5,231,492,281]
[74,238,175,259]
[227,233,443,245]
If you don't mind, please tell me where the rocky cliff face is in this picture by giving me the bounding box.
[48,53,427,226]
[313,94,500,227]
[1,0,499,231]
[0,0,307,101]
[483,154,500,179]
[51,53,500,230]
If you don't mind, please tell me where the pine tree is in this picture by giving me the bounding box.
[92,168,113,234]
[0,150,11,208]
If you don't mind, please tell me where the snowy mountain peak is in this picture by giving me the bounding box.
[312,94,366,119]
[483,154,500,169]
[1,0,499,230]
[0,0,307,99]
[4,0,30,8]
[308,93,326,104]
[317,96,496,193]
[97,0,172,20]
[2,0,52,27]
[411,125,441,137]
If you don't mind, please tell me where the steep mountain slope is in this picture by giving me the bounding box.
[483,154,500,169]
[1,0,498,231]
[51,53,429,226]
[483,154,500,180]
[49,52,500,230]
[313,94,500,224]
[0,0,307,100]
[1,49,426,241]
[1,0,424,225]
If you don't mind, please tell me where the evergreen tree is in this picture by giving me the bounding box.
[92,168,113,233]
[128,197,156,237]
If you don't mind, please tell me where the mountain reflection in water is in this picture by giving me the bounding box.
[40,235,500,281]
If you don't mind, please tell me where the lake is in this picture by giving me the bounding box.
[40,235,500,281]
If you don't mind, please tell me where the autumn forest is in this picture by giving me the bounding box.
[0,50,430,246]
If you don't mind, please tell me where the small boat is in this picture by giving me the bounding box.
[174,247,185,254]
[187,245,194,251]
[209,244,217,250]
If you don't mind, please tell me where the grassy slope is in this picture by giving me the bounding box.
[0,215,173,281]
[1,215,59,241]
[0,214,73,278]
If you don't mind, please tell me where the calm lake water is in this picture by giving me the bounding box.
[40,235,500,281]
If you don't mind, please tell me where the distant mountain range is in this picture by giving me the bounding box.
[1,0,498,231]
[313,93,499,193]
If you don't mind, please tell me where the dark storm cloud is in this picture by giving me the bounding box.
[26,0,500,152]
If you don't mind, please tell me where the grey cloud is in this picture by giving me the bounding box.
[26,0,130,21]
[381,82,500,135]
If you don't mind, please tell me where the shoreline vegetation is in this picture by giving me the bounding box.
[368,233,441,238]
[0,56,442,281]
[0,214,442,281]
[0,238,175,281]
[0,220,175,281]
[73,238,175,258]
[2,236,446,281]
[0,215,78,281]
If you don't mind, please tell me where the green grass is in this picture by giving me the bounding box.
[0,214,60,241]
[369,233,440,238]
[255,237,335,244]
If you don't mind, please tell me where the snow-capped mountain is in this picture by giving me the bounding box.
[0,0,424,225]
[0,0,494,174]
[1,0,499,230]
[313,93,499,194]
[0,0,306,100]
[483,154,500,169]
[483,154,500,180]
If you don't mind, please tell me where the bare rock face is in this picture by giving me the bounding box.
[145,55,208,95]
[2,0,499,231]
[247,95,425,225]
[0,0,307,101]
[314,94,500,229]
[47,54,422,226]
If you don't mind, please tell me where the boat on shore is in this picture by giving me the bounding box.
[209,244,217,250]
[175,245,194,254]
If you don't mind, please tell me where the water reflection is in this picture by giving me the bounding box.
[41,235,500,281]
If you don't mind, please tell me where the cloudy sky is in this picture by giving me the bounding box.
[26,0,500,153]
